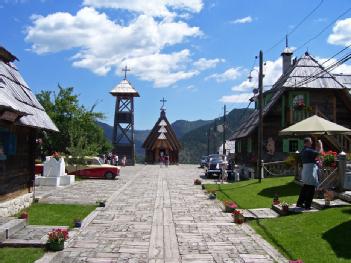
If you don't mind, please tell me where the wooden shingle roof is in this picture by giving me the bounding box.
[143,110,181,151]
[230,52,349,140]
[0,48,58,131]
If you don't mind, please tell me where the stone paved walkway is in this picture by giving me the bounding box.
[42,165,286,263]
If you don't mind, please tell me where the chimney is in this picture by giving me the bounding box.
[281,35,293,75]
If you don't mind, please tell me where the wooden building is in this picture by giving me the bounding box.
[0,47,58,197]
[143,109,181,164]
[230,48,351,166]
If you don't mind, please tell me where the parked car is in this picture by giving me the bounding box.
[200,156,208,168]
[66,156,120,179]
[35,163,43,175]
[205,154,232,177]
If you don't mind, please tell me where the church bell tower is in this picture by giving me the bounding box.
[110,66,140,165]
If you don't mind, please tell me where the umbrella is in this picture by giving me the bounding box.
[279,115,351,136]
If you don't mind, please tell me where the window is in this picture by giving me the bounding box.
[237,141,241,153]
[283,138,304,153]
[289,140,298,152]
[247,138,252,153]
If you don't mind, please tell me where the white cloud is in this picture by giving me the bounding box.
[122,50,198,87]
[317,57,351,75]
[83,0,203,18]
[328,18,351,46]
[186,84,198,92]
[230,16,253,24]
[219,93,252,103]
[25,7,204,87]
[220,57,283,103]
[193,58,223,71]
[207,67,242,82]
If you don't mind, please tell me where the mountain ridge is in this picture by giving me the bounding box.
[97,108,253,163]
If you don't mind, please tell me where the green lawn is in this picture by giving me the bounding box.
[0,248,44,263]
[250,207,351,263]
[21,203,96,228]
[205,176,300,208]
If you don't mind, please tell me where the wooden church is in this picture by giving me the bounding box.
[231,46,351,166]
[143,101,181,164]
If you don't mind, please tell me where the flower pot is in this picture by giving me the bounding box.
[98,202,106,207]
[74,221,82,228]
[46,241,64,251]
[19,212,28,220]
[208,193,216,200]
[282,205,289,215]
[234,217,244,224]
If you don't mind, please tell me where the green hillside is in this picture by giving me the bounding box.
[179,108,254,163]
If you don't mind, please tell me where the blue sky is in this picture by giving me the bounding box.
[2,0,351,129]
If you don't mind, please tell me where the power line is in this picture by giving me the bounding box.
[290,51,351,89]
[265,0,324,54]
[295,6,351,52]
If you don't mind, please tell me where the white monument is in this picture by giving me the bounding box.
[35,156,75,186]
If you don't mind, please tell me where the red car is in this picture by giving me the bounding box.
[35,157,120,179]
[66,157,120,179]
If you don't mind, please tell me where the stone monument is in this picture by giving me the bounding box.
[35,156,75,186]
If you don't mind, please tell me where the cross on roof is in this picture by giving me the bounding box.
[122,65,130,80]
[160,97,167,110]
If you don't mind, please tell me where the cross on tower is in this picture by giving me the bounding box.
[160,97,167,110]
[122,65,131,80]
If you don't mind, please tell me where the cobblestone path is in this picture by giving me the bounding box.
[45,165,286,263]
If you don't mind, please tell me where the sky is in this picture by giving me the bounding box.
[2,0,351,129]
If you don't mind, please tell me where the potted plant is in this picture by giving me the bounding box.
[194,179,202,185]
[324,190,335,206]
[281,202,289,215]
[19,211,28,221]
[223,200,237,213]
[96,200,106,207]
[321,151,337,167]
[289,260,304,263]
[74,218,82,228]
[232,210,245,224]
[272,193,280,205]
[208,190,216,200]
[46,228,69,251]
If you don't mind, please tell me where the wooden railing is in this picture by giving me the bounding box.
[262,160,297,177]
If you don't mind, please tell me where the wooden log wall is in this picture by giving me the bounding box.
[0,122,35,195]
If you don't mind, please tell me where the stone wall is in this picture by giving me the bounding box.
[0,193,33,217]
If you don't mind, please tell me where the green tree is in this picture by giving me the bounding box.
[36,85,111,158]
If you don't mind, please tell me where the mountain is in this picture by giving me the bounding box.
[96,108,253,164]
[178,108,254,163]
[171,119,212,138]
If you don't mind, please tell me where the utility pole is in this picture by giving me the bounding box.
[258,50,264,183]
[207,126,210,156]
[223,105,226,155]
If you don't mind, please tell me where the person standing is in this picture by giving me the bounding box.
[121,156,126,167]
[296,137,322,210]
